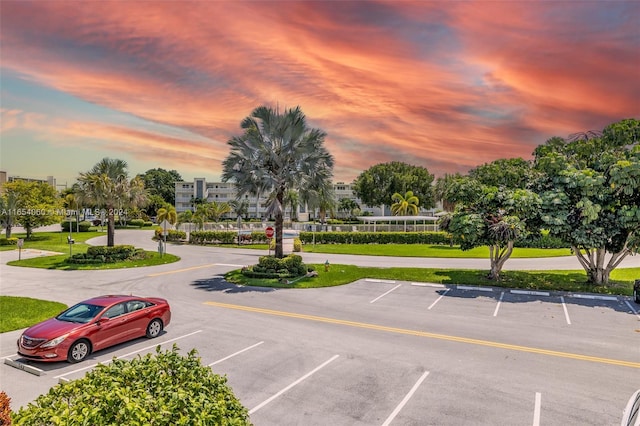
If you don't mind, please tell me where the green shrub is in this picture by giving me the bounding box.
[293,238,302,252]
[12,346,251,425]
[0,390,11,425]
[143,221,154,227]
[189,231,236,244]
[61,221,92,232]
[66,245,140,264]
[243,254,309,279]
[128,219,145,228]
[298,231,451,245]
[154,227,186,242]
[0,237,18,246]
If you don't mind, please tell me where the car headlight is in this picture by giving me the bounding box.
[41,335,68,348]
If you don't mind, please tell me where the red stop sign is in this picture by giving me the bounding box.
[265,226,274,238]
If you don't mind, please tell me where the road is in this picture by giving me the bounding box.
[1,229,639,425]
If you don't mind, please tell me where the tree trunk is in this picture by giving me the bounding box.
[487,241,514,280]
[107,213,115,247]
[571,246,627,286]
[5,225,11,238]
[274,191,284,258]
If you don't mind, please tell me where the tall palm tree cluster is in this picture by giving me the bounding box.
[222,105,335,258]
[76,158,148,246]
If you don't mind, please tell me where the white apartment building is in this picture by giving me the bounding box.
[174,178,383,218]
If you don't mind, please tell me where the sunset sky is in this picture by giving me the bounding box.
[1,1,638,187]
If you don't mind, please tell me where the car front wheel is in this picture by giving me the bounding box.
[146,319,163,338]
[634,288,640,304]
[67,340,90,363]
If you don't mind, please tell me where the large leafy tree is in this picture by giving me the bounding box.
[222,105,334,258]
[2,181,63,238]
[391,191,420,216]
[338,198,360,219]
[532,118,640,285]
[137,168,182,205]
[0,190,19,238]
[352,162,434,212]
[434,172,462,212]
[468,158,533,189]
[76,158,148,246]
[440,174,541,280]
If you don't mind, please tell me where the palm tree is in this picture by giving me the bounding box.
[338,198,359,219]
[284,189,299,221]
[391,191,420,216]
[207,201,232,223]
[76,158,148,246]
[222,105,334,258]
[157,206,177,225]
[229,199,250,220]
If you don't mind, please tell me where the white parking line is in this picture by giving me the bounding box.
[624,301,640,319]
[54,329,203,379]
[511,290,550,296]
[208,341,264,366]
[568,294,618,301]
[427,289,450,310]
[493,292,504,317]
[370,284,402,304]
[365,279,397,284]
[533,392,542,426]
[249,354,339,415]
[560,297,571,325]
[411,283,445,288]
[381,371,430,426]
[458,285,493,292]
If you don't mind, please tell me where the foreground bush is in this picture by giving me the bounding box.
[0,390,11,425]
[66,245,144,264]
[242,254,313,279]
[13,346,252,426]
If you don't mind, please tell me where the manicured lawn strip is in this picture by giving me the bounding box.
[0,296,67,333]
[6,252,180,270]
[225,265,639,296]
[0,231,105,253]
[300,244,572,258]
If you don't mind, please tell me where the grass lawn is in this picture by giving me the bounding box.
[0,296,68,333]
[0,231,105,253]
[206,243,572,258]
[6,251,180,270]
[226,264,640,296]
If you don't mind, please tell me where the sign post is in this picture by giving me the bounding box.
[17,238,23,261]
[159,219,171,256]
[265,226,274,255]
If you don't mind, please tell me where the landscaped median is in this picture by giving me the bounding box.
[2,231,179,270]
[226,263,640,296]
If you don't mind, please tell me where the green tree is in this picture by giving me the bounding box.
[284,189,299,221]
[157,206,177,225]
[3,181,63,239]
[532,118,640,285]
[468,158,533,189]
[137,168,182,205]
[76,158,149,246]
[145,194,169,219]
[434,172,462,212]
[391,191,420,216]
[206,201,232,222]
[229,198,250,220]
[0,190,19,238]
[13,346,251,425]
[440,176,541,280]
[352,162,434,213]
[222,105,334,258]
[338,198,359,219]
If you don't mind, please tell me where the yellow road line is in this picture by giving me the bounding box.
[204,301,640,369]
[147,264,218,277]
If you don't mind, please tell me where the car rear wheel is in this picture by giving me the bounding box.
[146,319,163,338]
[67,339,90,363]
[634,288,640,304]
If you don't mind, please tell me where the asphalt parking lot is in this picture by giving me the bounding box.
[1,231,639,425]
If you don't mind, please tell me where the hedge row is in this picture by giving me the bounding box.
[0,237,18,246]
[299,231,452,245]
[154,228,187,242]
[66,245,144,264]
[189,231,272,245]
[61,221,93,232]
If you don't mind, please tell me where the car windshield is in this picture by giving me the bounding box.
[56,303,104,323]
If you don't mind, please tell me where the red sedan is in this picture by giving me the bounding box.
[17,295,171,363]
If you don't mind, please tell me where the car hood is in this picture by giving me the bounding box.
[23,318,85,339]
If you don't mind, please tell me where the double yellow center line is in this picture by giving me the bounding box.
[204,301,640,369]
